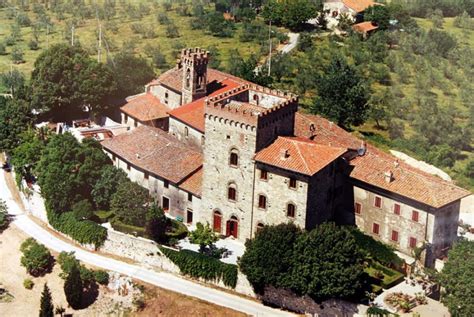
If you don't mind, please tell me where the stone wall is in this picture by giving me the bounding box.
[150,84,182,109]
[100,228,255,297]
[169,117,204,151]
[252,163,308,235]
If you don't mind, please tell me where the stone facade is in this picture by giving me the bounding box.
[352,183,460,267]
[107,151,200,222]
[169,117,204,150]
[149,84,182,110]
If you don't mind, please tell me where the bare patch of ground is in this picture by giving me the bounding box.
[133,282,248,317]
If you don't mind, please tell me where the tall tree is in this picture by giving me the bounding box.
[189,222,218,253]
[145,204,167,243]
[311,55,369,128]
[39,283,54,317]
[239,223,301,293]
[30,44,116,121]
[364,5,391,30]
[0,97,34,153]
[285,223,367,300]
[107,51,155,98]
[64,264,82,309]
[91,165,128,210]
[110,180,151,226]
[439,239,474,317]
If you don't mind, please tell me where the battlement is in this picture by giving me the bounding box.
[248,83,297,100]
[180,47,209,66]
[204,84,298,128]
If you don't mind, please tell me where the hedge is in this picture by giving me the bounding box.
[111,219,146,237]
[48,210,107,248]
[159,247,237,288]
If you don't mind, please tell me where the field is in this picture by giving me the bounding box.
[0,0,269,90]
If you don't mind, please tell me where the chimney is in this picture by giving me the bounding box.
[309,123,316,140]
[280,149,290,159]
[394,159,399,168]
[384,170,393,183]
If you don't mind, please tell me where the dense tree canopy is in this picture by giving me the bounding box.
[20,238,53,277]
[439,239,474,317]
[262,0,317,30]
[364,5,391,30]
[107,51,155,98]
[311,56,369,128]
[91,165,128,210]
[110,180,151,227]
[36,133,109,213]
[240,223,368,300]
[239,223,301,293]
[30,44,116,121]
[0,97,34,153]
[145,204,167,243]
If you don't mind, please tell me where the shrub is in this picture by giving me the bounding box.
[28,39,39,50]
[93,270,109,285]
[72,199,94,220]
[111,218,146,237]
[166,24,180,38]
[0,42,6,55]
[348,227,403,268]
[48,210,107,248]
[160,247,237,288]
[20,238,53,276]
[23,278,34,289]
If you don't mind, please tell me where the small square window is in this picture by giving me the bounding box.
[412,210,419,222]
[127,164,131,171]
[144,172,149,180]
[394,204,401,215]
[409,237,417,248]
[164,180,169,188]
[374,196,382,208]
[355,202,362,214]
[391,230,399,242]
[188,193,192,202]
[260,169,268,180]
[372,223,380,235]
[289,178,297,189]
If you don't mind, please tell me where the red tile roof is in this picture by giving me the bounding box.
[168,78,242,132]
[343,0,376,12]
[352,21,379,33]
[255,136,347,176]
[156,67,249,93]
[121,93,170,122]
[295,113,471,208]
[180,168,203,197]
[101,126,202,184]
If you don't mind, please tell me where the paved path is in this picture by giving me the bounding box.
[0,169,293,317]
[280,32,300,54]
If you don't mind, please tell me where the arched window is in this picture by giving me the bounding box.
[256,222,264,233]
[229,149,239,166]
[228,183,237,201]
[186,68,191,88]
[287,203,296,218]
[253,94,260,105]
[258,194,267,209]
[213,210,222,233]
[184,126,189,138]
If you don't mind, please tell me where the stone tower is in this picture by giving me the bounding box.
[180,48,208,105]
[200,84,298,241]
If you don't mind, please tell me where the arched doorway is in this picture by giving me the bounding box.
[226,216,239,238]
[213,210,222,233]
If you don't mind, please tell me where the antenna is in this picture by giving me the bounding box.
[98,23,102,62]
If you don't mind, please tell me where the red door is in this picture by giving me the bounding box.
[213,211,222,233]
[226,218,238,238]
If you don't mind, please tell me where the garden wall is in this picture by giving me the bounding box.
[99,228,256,297]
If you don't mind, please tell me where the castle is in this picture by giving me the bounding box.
[101,48,470,267]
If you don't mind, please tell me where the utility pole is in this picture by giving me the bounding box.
[46,24,49,49]
[10,64,13,96]
[97,23,102,62]
[71,25,75,46]
[268,19,272,77]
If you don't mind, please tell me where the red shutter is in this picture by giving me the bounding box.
[373,223,380,235]
[394,204,401,215]
[355,203,362,214]
[412,210,419,222]
[409,237,417,248]
[391,230,399,242]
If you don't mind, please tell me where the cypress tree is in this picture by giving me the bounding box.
[64,264,82,309]
[39,283,54,317]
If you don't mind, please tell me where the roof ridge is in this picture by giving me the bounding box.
[293,139,311,175]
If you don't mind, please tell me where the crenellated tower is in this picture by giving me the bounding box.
[180,48,209,105]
